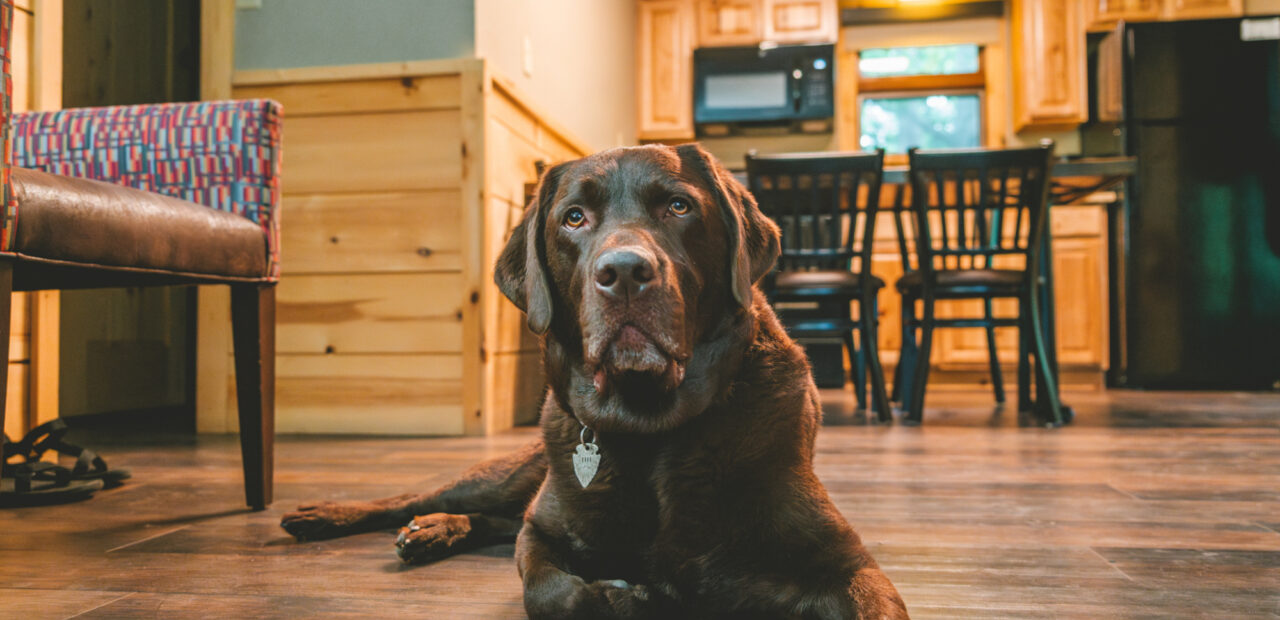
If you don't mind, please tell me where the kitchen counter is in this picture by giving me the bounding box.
[731,156,1137,187]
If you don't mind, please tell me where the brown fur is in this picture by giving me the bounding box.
[281,144,908,619]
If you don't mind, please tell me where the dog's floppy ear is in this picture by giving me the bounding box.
[494,161,570,334]
[677,144,781,309]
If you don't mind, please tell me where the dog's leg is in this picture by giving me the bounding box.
[516,522,671,620]
[849,567,909,620]
[281,440,547,541]
[393,513,524,564]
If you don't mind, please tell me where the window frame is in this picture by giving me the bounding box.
[855,46,988,162]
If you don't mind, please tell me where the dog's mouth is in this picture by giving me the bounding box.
[588,324,687,396]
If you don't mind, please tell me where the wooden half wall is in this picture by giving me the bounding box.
[204,59,587,436]
[4,0,61,441]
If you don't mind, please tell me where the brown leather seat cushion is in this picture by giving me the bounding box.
[9,167,268,280]
[773,270,885,297]
[895,269,1025,297]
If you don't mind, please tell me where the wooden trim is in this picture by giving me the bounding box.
[199,0,233,100]
[858,71,985,93]
[197,0,236,432]
[26,1,60,434]
[490,75,594,157]
[460,64,488,436]
[231,58,482,87]
[31,0,60,111]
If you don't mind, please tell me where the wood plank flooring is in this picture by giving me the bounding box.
[2,389,1278,618]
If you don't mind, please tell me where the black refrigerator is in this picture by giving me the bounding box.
[1104,17,1280,390]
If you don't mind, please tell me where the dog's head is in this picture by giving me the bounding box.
[495,144,780,433]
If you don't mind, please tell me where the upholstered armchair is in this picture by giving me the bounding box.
[0,1,282,508]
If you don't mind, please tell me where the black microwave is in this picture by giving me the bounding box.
[693,43,835,129]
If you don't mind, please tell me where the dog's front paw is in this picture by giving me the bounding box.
[280,501,372,541]
[584,579,655,616]
[395,513,472,564]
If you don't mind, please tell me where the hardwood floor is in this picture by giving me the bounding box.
[2,389,1278,618]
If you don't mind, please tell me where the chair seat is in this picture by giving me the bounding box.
[895,269,1025,297]
[773,270,885,297]
[7,167,268,288]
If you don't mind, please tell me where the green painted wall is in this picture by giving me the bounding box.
[234,0,474,71]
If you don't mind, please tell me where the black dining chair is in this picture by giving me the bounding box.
[892,142,1066,427]
[746,150,891,423]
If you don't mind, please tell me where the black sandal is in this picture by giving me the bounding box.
[0,460,103,507]
[4,420,132,487]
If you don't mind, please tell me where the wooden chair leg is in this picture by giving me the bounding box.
[891,295,915,406]
[231,284,275,510]
[1017,296,1033,413]
[906,297,935,426]
[0,262,12,438]
[1028,283,1065,427]
[861,294,892,424]
[844,329,866,410]
[984,298,1006,404]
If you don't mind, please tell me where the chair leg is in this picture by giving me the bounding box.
[843,329,866,410]
[231,284,276,510]
[0,262,12,438]
[906,297,935,425]
[861,294,892,424]
[1017,296,1033,413]
[891,295,915,406]
[1028,283,1065,427]
[983,298,1006,404]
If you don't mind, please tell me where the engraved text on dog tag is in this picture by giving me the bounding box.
[573,442,600,488]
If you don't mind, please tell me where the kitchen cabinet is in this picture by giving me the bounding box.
[762,0,838,44]
[1085,0,1242,29]
[1161,0,1243,20]
[638,0,696,140]
[1085,0,1161,29]
[697,0,762,47]
[1011,0,1087,131]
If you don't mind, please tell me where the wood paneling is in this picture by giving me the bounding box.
[1011,0,1087,131]
[232,75,463,117]
[3,364,29,440]
[697,0,762,46]
[223,61,585,435]
[273,354,464,435]
[638,0,695,140]
[276,273,464,355]
[281,191,464,275]
[284,111,463,194]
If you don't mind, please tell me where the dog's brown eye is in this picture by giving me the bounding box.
[669,198,690,216]
[564,207,586,229]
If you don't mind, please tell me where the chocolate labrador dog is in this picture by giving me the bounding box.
[281,144,908,619]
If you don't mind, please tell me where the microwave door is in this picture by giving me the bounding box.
[700,70,792,123]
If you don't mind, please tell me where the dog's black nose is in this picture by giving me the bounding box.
[595,248,657,300]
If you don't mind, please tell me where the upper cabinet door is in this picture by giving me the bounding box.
[1011,0,1087,131]
[1085,0,1160,30]
[1162,0,1243,20]
[762,0,837,44]
[697,0,763,47]
[638,0,696,140]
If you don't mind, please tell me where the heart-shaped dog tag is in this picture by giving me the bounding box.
[572,442,600,488]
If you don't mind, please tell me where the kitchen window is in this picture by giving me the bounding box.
[857,44,985,154]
